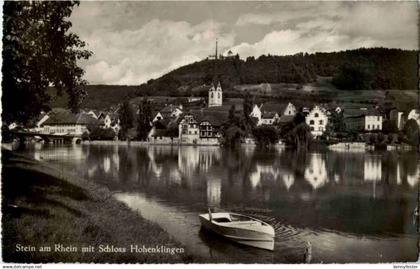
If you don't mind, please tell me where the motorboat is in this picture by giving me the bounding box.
[199,209,275,251]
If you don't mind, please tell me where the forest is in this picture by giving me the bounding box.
[48,48,418,109]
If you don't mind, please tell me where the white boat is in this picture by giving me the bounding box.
[199,210,275,251]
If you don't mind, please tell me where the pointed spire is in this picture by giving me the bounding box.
[216,81,222,91]
[215,38,218,60]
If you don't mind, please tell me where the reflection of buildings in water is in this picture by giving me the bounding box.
[407,166,419,187]
[169,168,182,185]
[112,150,119,172]
[304,154,328,190]
[282,173,295,190]
[36,144,85,161]
[146,147,166,179]
[87,165,98,178]
[241,145,255,158]
[206,176,221,206]
[198,148,221,173]
[249,169,261,189]
[248,165,281,189]
[152,165,163,178]
[396,162,402,185]
[334,174,340,183]
[364,156,382,182]
[33,143,43,161]
[178,147,200,178]
[364,155,382,199]
[248,164,295,190]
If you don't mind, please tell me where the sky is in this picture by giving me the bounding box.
[70,1,419,85]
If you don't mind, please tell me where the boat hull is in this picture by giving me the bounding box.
[199,214,275,251]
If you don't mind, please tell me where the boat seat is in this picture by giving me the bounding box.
[212,217,231,223]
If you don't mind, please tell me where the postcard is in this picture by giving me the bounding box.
[1,1,419,266]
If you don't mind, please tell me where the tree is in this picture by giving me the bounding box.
[228,104,236,123]
[252,126,279,146]
[221,125,244,148]
[118,101,134,140]
[89,127,116,141]
[137,97,152,140]
[242,91,254,134]
[403,119,419,146]
[382,119,398,134]
[2,1,92,124]
[243,92,253,121]
[284,123,312,150]
[332,61,374,90]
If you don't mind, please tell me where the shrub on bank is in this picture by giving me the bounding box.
[89,127,116,141]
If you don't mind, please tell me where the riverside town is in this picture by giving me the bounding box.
[1,1,419,265]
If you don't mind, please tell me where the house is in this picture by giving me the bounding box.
[41,109,99,135]
[152,112,164,122]
[260,112,279,125]
[147,115,181,144]
[250,102,297,126]
[305,106,329,137]
[152,105,183,123]
[344,116,365,132]
[208,81,223,107]
[407,109,420,126]
[365,110,383,131]
[99,113,120,133]
[343,108,383,132]
[161,104,183,118]
[250,104,262,121]
[177,109,225,145]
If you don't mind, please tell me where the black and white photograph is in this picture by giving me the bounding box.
[1,0,419,266]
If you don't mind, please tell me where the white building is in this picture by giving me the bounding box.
[250,104,262,121]
[100,113,120,133]
[305,106,329,137]
[41,109,99,136]
[407,109,420,126]
[282,102,297,116]
[365,115,383,131]
[250,102,297,126]
[260,112,279,125]
[208,81,223,107]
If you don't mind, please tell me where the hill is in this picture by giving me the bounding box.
[48,85,139,110]
[136,47,417,96]
[48,48,418,110]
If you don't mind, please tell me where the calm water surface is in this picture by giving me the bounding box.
[22,144,419,263]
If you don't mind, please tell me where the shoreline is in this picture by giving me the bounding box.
[1,149,204,263]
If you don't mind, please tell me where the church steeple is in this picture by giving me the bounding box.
[208,38,222,107]
[215,38,218,60]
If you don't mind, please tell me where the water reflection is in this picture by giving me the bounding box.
[21,144,419,262]
[304,154,328,190]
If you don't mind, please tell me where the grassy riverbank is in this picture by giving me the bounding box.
[1,150,201,263]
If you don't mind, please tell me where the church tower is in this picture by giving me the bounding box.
[208,81,223,107]
[208,39,222,107]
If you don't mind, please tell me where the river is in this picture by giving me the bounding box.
[20,143,419,263]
